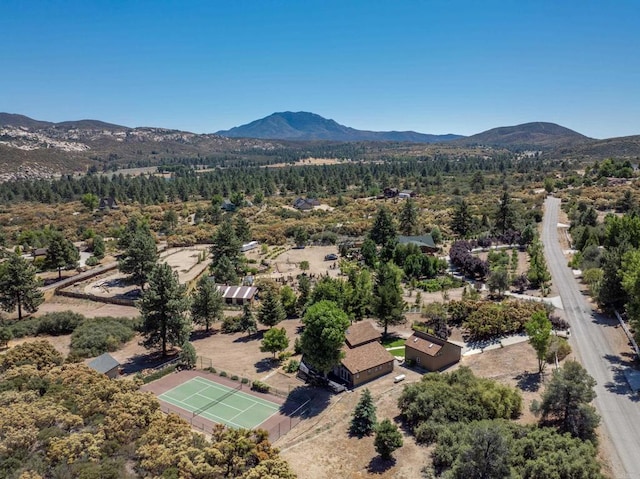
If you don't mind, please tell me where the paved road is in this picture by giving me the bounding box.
[543,196,640,479]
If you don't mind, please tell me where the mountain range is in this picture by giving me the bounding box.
[1,111,639,180]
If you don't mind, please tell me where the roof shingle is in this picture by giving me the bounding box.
[341,342,394,374]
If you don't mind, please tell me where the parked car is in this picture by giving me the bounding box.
[324,253,338,261]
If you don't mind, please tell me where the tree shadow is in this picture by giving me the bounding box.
[515,371,542,392]
[120,349,179,374]
[367,456,396,474]
[279,385,332,419]
[233,330,263,343]
[190,329,218,341]
[590,311,620,328]
[254,357,278,373]
[602,353,640,402]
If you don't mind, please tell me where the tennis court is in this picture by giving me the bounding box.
[158,376,281,429]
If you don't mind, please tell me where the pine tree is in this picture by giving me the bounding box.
[350,389,377,437]
[372,262,406,337]
[258,287,286,328]
[118,227,158,290]
[370,206,397,246]
[235,215,252,243]
[399,198,419,236]
[495,189,516,235]
[138,263,191,357]
[239,304,258,336]
[45,231,80,280]
[190,276,224,332]
[0,253,44,320]
[451,199,475,237]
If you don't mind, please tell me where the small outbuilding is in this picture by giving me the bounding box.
[87,353,121,379]
[293,197,321,211]
[404,330,462,371]
[99,197,119,210]
[216,285,258,305]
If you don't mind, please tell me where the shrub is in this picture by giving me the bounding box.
[251,380,270,393]
[0,327,13,348]
[546,337,572,363]
[219,371,228,377]
[36,311,85,336]
[241,377,249,384]
[284,359,300,373]
[141,365,177,384]
[4,317,40,338]
[85,256,100,267]
[294,337,303,355]
[278,350,293,362]
[69,317,135,358]
[205,367,217,374]
[231,375,239,381]
[221,316,243,333]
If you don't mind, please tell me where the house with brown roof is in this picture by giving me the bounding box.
[404,330,462,371]
[333,321,395,388]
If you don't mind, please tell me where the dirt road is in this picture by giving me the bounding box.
[543,196,640,479]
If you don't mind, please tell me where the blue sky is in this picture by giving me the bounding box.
[1,0,639,138]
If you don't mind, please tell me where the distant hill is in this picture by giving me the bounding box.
[453,122,592,150]
[556,134,640,159]
[216,111,463,143]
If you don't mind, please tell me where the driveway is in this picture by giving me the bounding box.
[543,196,640,479]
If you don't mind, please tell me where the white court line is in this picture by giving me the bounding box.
[159,394,245,429]
[192,392,243,412]
[191,376,280,410]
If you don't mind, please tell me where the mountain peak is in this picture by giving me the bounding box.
[454,121,591,150]
[216,112,463,143]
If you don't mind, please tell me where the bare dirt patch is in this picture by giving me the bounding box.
[264,158,344,168]
[268,245,341,281]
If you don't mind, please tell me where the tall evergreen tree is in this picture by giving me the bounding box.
[372,262,405,337]
[138,263,191,357]
[296,274,311,314]
[370,206,397,246]
[527,238,551,294]
[451,199,475,237]
[494,189,516,235]
[190,276,224,333]
[235,215,252,243]
[210,254,239,285]
[258,287,286,328]
[118,227,158,290]
[0,253,44,320]
[350,388,377,437]
[398,198,420,236]
[239,303,258,336]
[210,218,242,279]
[45,231,80,279]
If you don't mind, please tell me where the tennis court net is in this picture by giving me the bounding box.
[192,382,242,417]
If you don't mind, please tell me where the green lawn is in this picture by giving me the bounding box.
[382,337,406,348]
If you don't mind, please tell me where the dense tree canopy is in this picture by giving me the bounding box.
[300,300,350,376]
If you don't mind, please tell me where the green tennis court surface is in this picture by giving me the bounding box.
[158,376,280,429]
